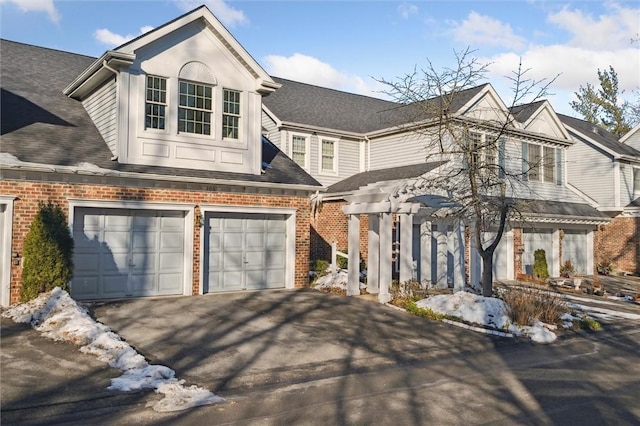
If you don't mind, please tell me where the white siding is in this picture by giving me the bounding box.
[310,135,361,186]
[82,77,117,156]
[369,132,433,170]
[261,111,282,149]
[566,141,615,206]
[623,128,640,151]
[620,163,635,205]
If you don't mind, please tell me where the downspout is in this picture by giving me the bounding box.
[365,136,371,172]
[103,60,120,161]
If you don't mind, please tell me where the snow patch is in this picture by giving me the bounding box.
[417,291,511,330]
[2,288,223,412]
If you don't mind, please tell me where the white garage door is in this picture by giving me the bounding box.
[522,229,553,276]
[563,230,588,274]
[72,208,185,300]
[204,212,287,292]
[483,232,512,280]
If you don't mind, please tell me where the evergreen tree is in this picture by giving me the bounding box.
[570,66,635,137]
[20,201,74,302]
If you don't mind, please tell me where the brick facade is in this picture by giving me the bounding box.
[1,178,311,304]
[594,216,640,274]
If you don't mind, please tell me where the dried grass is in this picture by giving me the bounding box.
[500,286,569,326]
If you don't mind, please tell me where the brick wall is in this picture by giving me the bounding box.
[310,199,371,264]
[594,216,639,274]
[1,179,311,304]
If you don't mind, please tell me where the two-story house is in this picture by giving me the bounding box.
[561,116,640,274]
[263,81,609,300]
[0,6,322,306]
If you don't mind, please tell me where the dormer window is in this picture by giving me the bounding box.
[145,75,167,130]
[523,142,556,183]
[178,80,213,135]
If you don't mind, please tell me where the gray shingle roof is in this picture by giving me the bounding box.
[510,100,546,123]
[263,77,488,134]
[558,113,640,158]
[326,162,445,193]
[0,39,321,188]
[515,198,609,221]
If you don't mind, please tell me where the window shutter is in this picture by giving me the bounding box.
[521,142,529,181]
[556,148,563,185]
[498,138,506,179]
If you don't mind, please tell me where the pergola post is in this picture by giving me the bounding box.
[347,214,360,296]
[452,221,465,290]
[420,220,432,285]
[367,214,380,294]
[399,213,414,283]
[435,221,448,288]
[379,212,393,303]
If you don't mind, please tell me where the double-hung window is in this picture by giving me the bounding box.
[634,168,640,195]
[222,89,240,139]
[145,75,167,130]
[291,135,308,169]
[468,131,497,172]
[178,80,212,135]
[320,139,336,173]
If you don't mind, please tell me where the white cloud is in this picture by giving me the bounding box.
[263,53,385,97]
[174,0,248,27]
[449,11,526,51]
[94,26,155,47]
[0,0,60,23]
[547,3,639,50]
[398,3,418,20]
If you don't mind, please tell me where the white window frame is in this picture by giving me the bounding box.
[526,143,556,183]
[145,75,168,131]
[633,167,640,196]
[289,132,310,170]
[469,131,497,171]
[222,88,241,140]
[318,137,339,175]
[178,79,214,136]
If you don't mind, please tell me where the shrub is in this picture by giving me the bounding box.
[311,259,330,278]
[578,315,602,331]
[500,286,568,326]
[20,201,74,302]
[405,300,460,322]
[533,249,549,280]
[560,259,575,277]
[390,280,426,307]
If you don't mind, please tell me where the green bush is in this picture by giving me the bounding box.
[533,249,549,280]
[20,201,74,302]
[311,259,330,278]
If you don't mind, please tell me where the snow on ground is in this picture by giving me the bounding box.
[1,288,224,412]
[313,269,366,290]
[416,291,558,343]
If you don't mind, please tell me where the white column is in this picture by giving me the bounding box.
[587,230,594,274]
[367,214,380,294]
[347,214,360,296]
[399,213,414,283]
[435,221,448,289]
[379,212,393,303]
[420,220,432,286]
[505,230,515,280]
[551,229,560,277]
[452,221,465,290]
[469,226,482,291]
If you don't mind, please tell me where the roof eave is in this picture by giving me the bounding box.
[63,51,135,99]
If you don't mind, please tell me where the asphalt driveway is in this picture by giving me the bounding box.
[2,289,640,425]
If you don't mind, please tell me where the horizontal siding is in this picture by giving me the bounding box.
[310,135,361,186]
[261,111,282,150]
[566,142,614,206]
[82,78,117,156]
[623,130,640,151]
[620,163,635,205]
[369,132,433,170]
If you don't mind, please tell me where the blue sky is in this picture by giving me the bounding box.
[1,0,639,115]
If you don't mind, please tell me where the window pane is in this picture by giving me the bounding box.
[634,169,640,193]
[528,144,541,181]
[178,79,213,135]
[321,140,335,171]
[145,75,167,130]
[543,146,555,183]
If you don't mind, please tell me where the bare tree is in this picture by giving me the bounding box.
[377,48,557,296]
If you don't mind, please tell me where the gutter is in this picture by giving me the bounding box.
[0,162,325,193]
[63,51,135,98]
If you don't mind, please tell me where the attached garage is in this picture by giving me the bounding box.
[203,211,290,293]
[71,207,189,300]
[562,230,588,274]
[483,231,514,281]
[522,229,554,275]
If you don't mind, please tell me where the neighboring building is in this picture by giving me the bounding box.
[0,6,322,306]
[560,115,640,274]
[264,83,609,301]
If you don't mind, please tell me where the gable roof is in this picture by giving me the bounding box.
[0,39,321,189]
[510,101,547,123]
[558,113,640,160]
[263,78,489,135]
[65,5,279,99]
[326,162,445,194]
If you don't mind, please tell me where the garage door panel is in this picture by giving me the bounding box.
[266,251,285,268]
[523,230,553,275]
[72,208,185,300]
[563,231,587,274]
[160,232,184,250]
[246,232,264,249]
[204,212,287,293]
